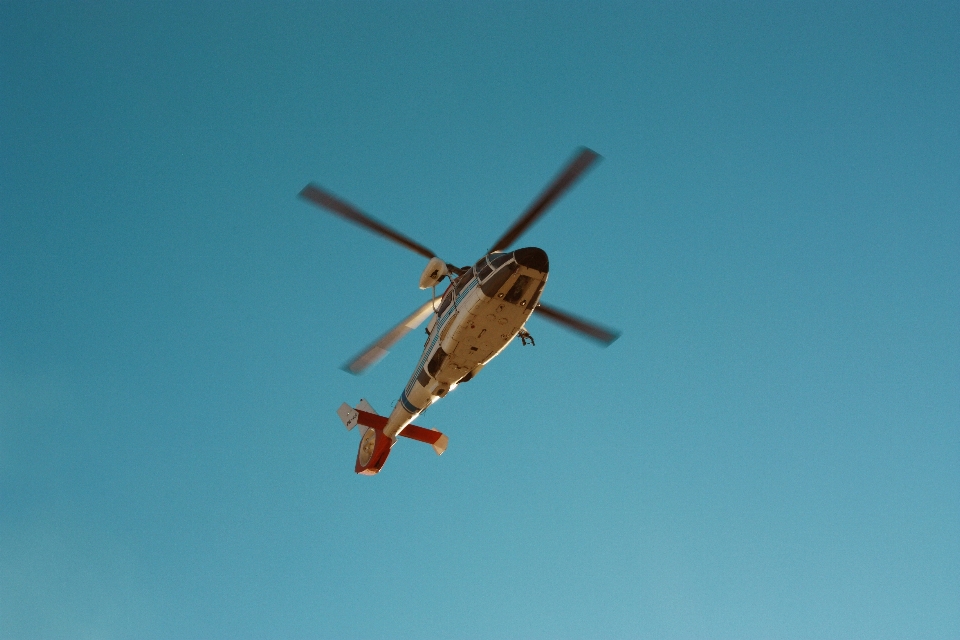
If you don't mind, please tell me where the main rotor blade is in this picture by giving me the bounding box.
[534,302,620,345]
[342,297,440,374]
[300,184,437,260]
[489,147,601,253]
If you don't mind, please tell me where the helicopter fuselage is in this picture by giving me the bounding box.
[307,147,614,475]
[380,246,550,438]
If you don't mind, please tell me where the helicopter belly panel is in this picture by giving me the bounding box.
[401,266,547,409]
[449,281,540,367]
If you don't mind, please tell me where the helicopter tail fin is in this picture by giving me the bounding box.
[337,398,378,434]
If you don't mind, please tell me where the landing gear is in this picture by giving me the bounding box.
[518,329,535,346]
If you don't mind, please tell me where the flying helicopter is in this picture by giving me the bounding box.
[299,147,620,474]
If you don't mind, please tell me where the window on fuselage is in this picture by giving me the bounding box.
[437,267,476,316]
[477,256,494,281]
[437,285,454,315]
[453,268,474,296]
[417,368,431,387]
[427,346,447,376]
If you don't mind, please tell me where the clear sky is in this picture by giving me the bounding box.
[2,2,958,638]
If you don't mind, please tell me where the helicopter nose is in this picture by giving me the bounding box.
[513,247,549,273]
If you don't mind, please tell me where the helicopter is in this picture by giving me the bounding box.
[299,147,620,474]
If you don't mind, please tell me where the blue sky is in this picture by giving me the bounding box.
[2,2,958,638]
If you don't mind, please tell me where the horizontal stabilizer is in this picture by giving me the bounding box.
[353,409,448,456]
[398,425,449,455]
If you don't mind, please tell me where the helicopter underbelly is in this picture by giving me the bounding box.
[389,263,547,434]
[440,294,534,379]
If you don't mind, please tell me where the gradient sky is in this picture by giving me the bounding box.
[2,2,958,639]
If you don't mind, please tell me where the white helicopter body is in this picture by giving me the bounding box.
[392,248,548,429]
[301,148,617,474]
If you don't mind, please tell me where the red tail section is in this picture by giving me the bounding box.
[337,403,448,475]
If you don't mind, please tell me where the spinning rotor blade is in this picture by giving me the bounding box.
[489,147,601,253]
[300,184,437,260]
[534,302,620,345]
[342,297,441,374]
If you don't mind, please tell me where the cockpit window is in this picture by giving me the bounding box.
[489,253,511,269]
[454,268,474,294]
[479,261,519,297]
[478,258,494,281]
[474,257,488,271]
